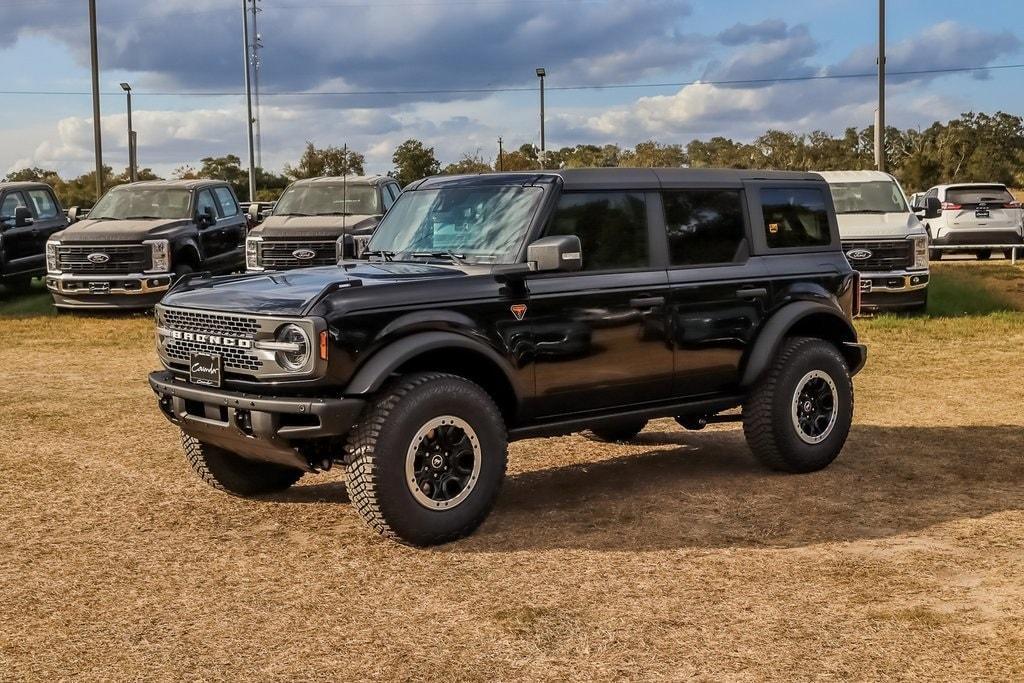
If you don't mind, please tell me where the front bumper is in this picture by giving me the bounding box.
[46,272,174,309]
[149,370,364,471]
[858,271,929,310]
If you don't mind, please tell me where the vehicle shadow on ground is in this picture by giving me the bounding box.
[458,424,1024,552]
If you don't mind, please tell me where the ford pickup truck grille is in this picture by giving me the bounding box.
[157,308,263,371]
[57,244,152,274]
[841,239,913,272]
[260,240,337,269]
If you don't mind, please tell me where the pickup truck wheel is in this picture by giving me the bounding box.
[3,275,33,293]
[928,248,942,261]
[344,372,508,546]
[586,418,648,442]
[976,249,991,261]
[182,432,304,495]
[742,337,853,473]
[174,264,195,281]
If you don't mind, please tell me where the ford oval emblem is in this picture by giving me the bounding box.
[845,249,873,261]
[292,248,316,260]
[87,252,110,264]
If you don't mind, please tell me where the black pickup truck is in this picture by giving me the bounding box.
[149,168,866,546]
[46,180,246,310]
[1,182,68,293]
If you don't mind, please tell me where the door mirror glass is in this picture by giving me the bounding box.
[527,235,583,273]
[14,206,33,227]
[67,206,80,224]
[922,196,941,219]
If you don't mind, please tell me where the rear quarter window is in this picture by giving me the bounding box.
[760,187,832,249]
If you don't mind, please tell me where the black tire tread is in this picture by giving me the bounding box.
[742,336,853,472]
[182,432,303,495]
[344,372,507,545]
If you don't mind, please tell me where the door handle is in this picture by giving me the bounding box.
[736,287,768,299]
[629,296,665,308]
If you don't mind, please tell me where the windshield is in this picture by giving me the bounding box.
[366,185,544,265]
[829,181,908,214]
[275,183,380,216]
[89,187,192,220]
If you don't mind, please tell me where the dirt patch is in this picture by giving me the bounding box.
[1,293,1023,680]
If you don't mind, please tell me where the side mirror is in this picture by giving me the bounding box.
[197,206,216,226]
[14,206,33,228]
[527,235,583,272]
[67,206,80,224]
[922,196,941,219]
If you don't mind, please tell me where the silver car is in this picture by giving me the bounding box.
[912,183,1023,260]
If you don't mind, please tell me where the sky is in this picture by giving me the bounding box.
[1,0,1022,180]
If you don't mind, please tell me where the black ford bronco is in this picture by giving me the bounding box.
[46,180,246,310]
[1,182,68,293]
[149,168,866,546]
[246,175,402,271]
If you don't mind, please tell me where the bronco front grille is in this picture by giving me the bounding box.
[842,239,914,272]
[157,308,263,372]
[57,244,152,274]
[260,240,338,269]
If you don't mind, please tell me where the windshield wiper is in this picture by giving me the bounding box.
[278,212,313,217]
[410,250,467,264]
[314,211,353,216]
[364,249,395,262]
[124,215,165,220]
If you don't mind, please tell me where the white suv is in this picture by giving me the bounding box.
[819,170,930,311]
[912,183,1023,260]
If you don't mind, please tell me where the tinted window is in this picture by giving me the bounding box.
[1,192,27,217]
[213,187,239,217]
[90,187,191,220]
[389,184,402,201]
[946,186,1014,206]
[381,185,395,211]
[830,181,907,214]
[663,190,745,266]
[547,192,648,271]
[26,189,59,219]
[196,190,219,219]
[761,188,831,248]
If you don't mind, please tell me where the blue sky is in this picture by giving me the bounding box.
[1,0,1022,178]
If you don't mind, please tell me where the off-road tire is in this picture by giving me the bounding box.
[3,275,33,293]
[182,432,304,495]
[344,372,508,546]
[586,418,649,442]
[742,336,853,473]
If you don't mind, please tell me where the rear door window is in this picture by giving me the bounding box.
[663,189,746,266]
[381,185,395,211]
[547,192,649,271]
[760,188,832,248]
[213,187,239,217]
[26,189,59,219]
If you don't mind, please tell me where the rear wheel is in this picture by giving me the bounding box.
[344,373,508,546]
[182,432,304,495]
[586,418,648,443]
[976,249,991,261]
[743,337,853,473]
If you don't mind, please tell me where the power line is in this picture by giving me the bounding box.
[1,62,1022,99]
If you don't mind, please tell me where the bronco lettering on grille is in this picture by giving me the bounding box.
[169,329,254,349]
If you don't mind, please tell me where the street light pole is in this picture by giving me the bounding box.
[497,137,504,171]
[241,0,257,202]
[88,0,103,200]
[536,67,546,167]
[876,0,886,172]
[120,83,137,182]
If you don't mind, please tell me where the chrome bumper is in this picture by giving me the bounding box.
[859,270,929,293]
[46,272,174,295]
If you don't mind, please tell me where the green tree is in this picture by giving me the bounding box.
[392,139,440,187]
[283,142,366,180]
[619,141,686,168]
[442,153,492,175]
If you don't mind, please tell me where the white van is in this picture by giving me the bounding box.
[818,170,930,311]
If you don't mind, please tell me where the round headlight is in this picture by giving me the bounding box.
[276,324,311,371]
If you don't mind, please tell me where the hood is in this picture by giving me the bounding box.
[162,261,468,316]
[252,214,379,239]
[835,212,926,240]
[57,217,192,243]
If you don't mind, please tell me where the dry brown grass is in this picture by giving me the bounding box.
[2,266,1024,681]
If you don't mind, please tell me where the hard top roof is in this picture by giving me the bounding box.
[0,180,57,191]
[815,170,897,184]
[116,179,230,191]
[290,174,391,186]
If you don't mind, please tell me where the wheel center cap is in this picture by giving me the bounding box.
[803,400,814,413]
[430,454,445,469]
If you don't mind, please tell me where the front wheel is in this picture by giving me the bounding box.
[3,275,33,293]
[742,337,854,473]
[976,249,991,261]
[182,433,304,495]
[344,373,508,546]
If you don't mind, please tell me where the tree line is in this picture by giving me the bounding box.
[5,111,1022,208]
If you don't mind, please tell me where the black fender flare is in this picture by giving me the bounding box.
[345,330,523,397]
[173,238,202,268]
[740,301,862,387]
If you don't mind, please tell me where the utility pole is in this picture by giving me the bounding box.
[241,0,257,202]
[497,137,503,171]
[249,0,263,169]
[120,83,137,182]
[88,0,103,200]
[536,67,546,167]
[875,0,886,172]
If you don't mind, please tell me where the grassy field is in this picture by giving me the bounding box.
[1,263,1023,680]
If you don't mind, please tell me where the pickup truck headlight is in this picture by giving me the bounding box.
[911,235,928,270]
[146,239,170,272]
[274,323,311,371]
[46,240,61,273]
[246,236,263,271]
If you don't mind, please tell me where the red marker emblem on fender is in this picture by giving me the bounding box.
[510,304,527,321]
